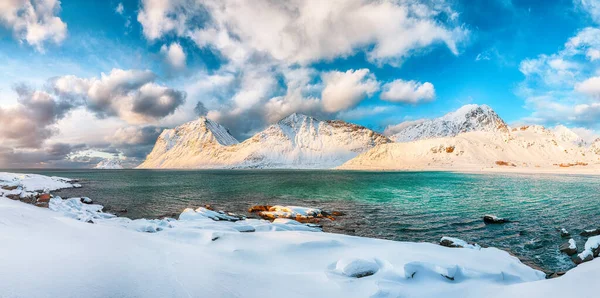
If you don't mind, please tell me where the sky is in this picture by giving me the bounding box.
[1,0,600,168]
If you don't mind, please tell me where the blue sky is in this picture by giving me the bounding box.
[1,0,600,167]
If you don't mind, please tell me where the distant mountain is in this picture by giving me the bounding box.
[95,158,124,169]
[552,125,587,147]
[340,124,599,171]
[387,104,508,142]
[137,114,391,169]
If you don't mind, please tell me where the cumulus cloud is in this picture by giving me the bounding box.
[52,69,186,123]
[576,0,600,23]
[0,0,67,52]
[575,76,600,97]
[0,83,78,148]
[138,0,467,66]
[321,69,379,113]
[380,79,435,103]
[160,42,186,69]
[194,101,208,116]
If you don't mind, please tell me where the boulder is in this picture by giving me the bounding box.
[37,193,51,203]
[334,258,379,278]
[580,228,600,237]
[483,215,509,224]
[559,239,577,255]
[559,228,570,238]
[573,250,594,265]
[584,236,600,257]
[439,237,481,249]
[546,271,566,279]
[80,197,93,204]
[1,185,18,191]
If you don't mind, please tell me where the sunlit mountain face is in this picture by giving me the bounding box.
[0,0,599,169]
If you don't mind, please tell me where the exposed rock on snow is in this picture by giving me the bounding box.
[560,228,570,238]
[94,158,124,169]
[387,104,508,142]
[440,237,481,250]
[559,239,577,256]
[137,114,390,169]
[483,215,509,224]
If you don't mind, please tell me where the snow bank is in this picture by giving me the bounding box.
[3,172,598,298]
[0,172,81,193]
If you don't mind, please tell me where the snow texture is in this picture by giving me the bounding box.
[1,172,581,298]
[94,158,124,169]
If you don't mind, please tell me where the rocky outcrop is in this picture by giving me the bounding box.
[559,239,577,255]
[483,215,509,224]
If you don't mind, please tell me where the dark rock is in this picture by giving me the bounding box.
[1,185,18,191]
[204,204,214,211]
[581,228,600,237]
[546,271,566,279]
[80,197,93,204]
[559,228,570,238]
[6,194,20,200]
[573,252,593,265]
[34,202,49,208]
[483,215,509,224]
[331,211,346,216]
[559,240,577,255]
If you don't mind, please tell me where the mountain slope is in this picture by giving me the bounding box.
[94,159,124,169]
[137,117,239,168]
[387,104,508,142]
[137,114,390,169]
[340,125,600,172]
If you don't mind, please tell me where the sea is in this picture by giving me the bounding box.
[11,169,600,273]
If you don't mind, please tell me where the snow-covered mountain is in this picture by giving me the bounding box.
[552,125,588,147]
[137,114,391,169]
[94,158,124,169]
[386,104,508,142]
[340,124,599,171]
[137,117,239,169]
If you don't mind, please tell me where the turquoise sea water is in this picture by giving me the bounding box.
[12,169,600,273]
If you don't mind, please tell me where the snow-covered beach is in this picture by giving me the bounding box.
[1,172,600,298]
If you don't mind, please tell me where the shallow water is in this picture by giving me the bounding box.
[13,169,600,273]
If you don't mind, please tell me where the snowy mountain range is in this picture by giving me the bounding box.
[386,104,509,142]
[137,114,390,169]
[138,105,598,171]
[94,158,124,169]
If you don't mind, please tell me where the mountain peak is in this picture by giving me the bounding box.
[388,104,507,142]
[277,113,314,125]
[95,158,124,169]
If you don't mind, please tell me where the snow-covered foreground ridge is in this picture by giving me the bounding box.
[2,172,600,298]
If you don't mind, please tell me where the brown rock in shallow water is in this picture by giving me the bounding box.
[331,211,346,216]
[248,205,273,213]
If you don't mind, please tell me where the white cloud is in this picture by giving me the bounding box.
[380,79,435,103]
[160,42,186,69]
[115,3,124,15]
[0,0,67,52]
[51,68,186,124]
[321,69,379,113]
[575,76,600,97]
[138,0,467,66]
[384,119,427,136]
[576,0,600,23]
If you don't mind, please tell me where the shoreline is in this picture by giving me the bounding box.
[2,172,600,297]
